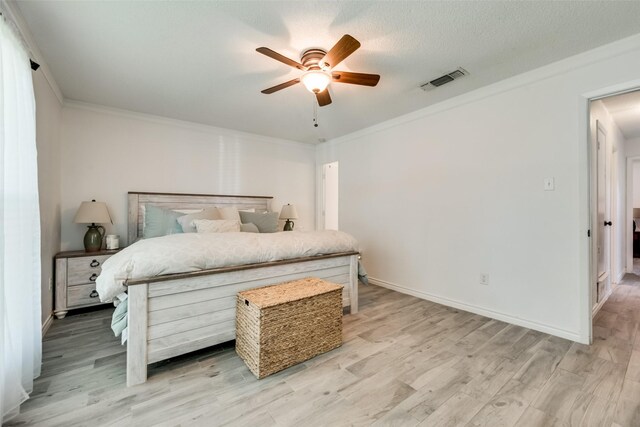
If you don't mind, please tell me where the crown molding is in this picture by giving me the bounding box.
[321,32,640,149]
[63,100,315,150]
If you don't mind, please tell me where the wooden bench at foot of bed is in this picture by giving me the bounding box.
[125,251,359,386]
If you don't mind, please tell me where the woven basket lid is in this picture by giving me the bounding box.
[239,277,343,308]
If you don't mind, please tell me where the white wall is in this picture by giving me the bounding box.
[34,72,62,326]
[59,104,316,250]
[626,138,640,210]
[317,34,640,343]
[613,126,626,283]
[633,162,640,208]
[625,137,640,157]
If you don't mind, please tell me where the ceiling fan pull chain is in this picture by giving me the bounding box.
[313,100,319,128]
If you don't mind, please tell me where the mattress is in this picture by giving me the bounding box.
[96,230,359,303]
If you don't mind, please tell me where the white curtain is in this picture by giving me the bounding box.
[0,15,42,423]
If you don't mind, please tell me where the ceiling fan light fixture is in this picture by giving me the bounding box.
[301,70,331,93]
[257,35,378,108]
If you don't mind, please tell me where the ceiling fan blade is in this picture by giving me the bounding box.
[256,47,306,70]
[315,89,332,107]
[332,71,380,87]
[319,34,361,70]
[261,78,300,94]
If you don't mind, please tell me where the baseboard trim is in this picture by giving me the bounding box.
[41,314,53,337]
[592,288,613,318]
[368,277,585,344]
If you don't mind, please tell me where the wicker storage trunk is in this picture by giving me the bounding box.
[236,277,343,379]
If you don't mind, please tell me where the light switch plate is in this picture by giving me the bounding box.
[544,177,555,191]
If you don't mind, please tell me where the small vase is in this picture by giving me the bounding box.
[84,224,105,252]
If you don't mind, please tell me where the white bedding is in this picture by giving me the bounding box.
[96,230,359,302]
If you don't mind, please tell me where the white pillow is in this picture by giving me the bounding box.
[216,207,241,222]
[193,219,241,233]
[177,208,222,233]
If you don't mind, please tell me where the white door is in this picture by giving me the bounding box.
[596,121,611,307]
[323,162,339,230]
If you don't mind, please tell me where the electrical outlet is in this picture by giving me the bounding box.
[480,274,489,286]
[48,277,52,291]
[544,177,555,191]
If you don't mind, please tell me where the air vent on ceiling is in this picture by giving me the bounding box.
[420,67,469,91]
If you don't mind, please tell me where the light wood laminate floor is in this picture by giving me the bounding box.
[8,280,640,426]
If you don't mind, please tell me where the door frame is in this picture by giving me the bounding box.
[583,82,640,345]
[319,161,339,230]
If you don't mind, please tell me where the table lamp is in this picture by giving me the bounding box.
[279,204,298,231]
[73,200,112,252]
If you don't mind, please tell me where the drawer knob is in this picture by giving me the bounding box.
[89,290,99,298]
[89,273,98,282]
[90,259,100,267]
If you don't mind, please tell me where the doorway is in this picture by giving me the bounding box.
[322,161,339,230]
[626,158,640,274]
[594,120,611,311]
[589,88,640,342]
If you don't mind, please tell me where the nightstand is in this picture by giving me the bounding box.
[54,249,120,319]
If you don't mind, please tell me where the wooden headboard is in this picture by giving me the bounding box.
[127,191,273,244]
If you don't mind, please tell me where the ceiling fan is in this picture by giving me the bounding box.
[256,34,380,107]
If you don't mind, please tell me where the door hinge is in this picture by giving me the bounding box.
[587,229,591,237]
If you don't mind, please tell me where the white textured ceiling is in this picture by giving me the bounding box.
[602,90,640,140]
[16,1,640,143]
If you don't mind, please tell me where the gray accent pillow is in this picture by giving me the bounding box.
[239,211,279,233]
[177,208,221,233]
[143,204,184,238]
[240,222,259,233]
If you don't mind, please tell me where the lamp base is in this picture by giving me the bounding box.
[283,220,294,231]
[84,224,105,252]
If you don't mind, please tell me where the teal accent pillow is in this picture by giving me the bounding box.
[239,211,279,233]
[143,204,184,238]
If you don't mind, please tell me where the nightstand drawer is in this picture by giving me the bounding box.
[67,255,110,286]
[55,249,119,319]
[68,283,102,308]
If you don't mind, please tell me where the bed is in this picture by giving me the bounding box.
[110,192,359,386]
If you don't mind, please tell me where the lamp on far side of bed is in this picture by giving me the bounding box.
[74,200,113,252]
[279,204,298,231]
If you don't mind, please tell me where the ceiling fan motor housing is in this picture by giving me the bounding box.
[300,49,327,70]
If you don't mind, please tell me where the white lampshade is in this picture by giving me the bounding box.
[634,208,640,219]
[301,71,331,93]
[74,200,112,224]
[279,204,298,220]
